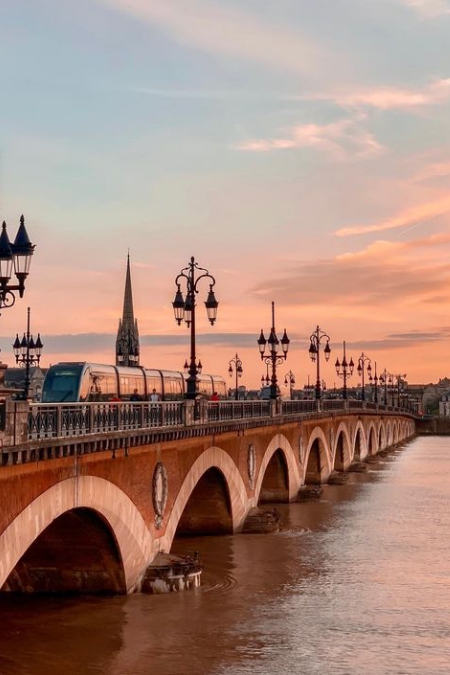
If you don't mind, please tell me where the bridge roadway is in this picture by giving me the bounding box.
[0,399,416,594]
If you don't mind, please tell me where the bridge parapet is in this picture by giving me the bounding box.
[0,398,416,469]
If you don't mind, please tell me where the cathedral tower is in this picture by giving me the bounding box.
[115,254,140,367]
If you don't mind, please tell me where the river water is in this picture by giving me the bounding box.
[1,435,449,675]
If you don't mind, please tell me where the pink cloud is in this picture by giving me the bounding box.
[295,78,450,110]
[402,0,450,17]
[335,196,450,236]
[412,161,450,182]
[238,117,384,160]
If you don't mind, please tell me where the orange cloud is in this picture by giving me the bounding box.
[250,233,450,309]
[335,196,450,236]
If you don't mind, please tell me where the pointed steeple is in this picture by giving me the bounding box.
[122,252,135,326]
[116,253,140,367]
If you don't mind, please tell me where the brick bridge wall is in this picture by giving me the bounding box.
[0,412,415,594]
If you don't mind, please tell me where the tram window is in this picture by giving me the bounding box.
[174,377,183,399]
[43,369,80,403]
[79,373,90,401]
[145,374,160,396]
[165,378,175,400]
[120,374,145,399]
[90,373,118,401]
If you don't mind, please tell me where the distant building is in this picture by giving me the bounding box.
[423,378,450,415]
[115,253,140,367]
[439,394,450,417]
[3,366,47,401]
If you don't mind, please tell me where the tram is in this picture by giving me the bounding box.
[41,362,227,403]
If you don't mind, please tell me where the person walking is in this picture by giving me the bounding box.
[150,388,160,402]
[130,389,142,401]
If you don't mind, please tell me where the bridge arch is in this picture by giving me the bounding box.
[386,421,392,447]
[162,446,248,551]
[0,476,154,593]
[352,422,367,461]
[393,422,400,444]
[367,422,378,456]
[332,422,352,471]
[378,422,386,450]
[255,434,301,503]
[304,427,332,484]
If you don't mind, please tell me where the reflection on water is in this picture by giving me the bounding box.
[1,438,450,675]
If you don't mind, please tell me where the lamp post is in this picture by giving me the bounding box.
[334,341,354,400]
[379,369,393,405]
[172,256,218,399]
[0,216,35,312]
[392,373,407,408]
[228,353,243,400]
[257,301,290,400]
[284,370,295,400]
[356,352,372,401]
[368,361,380,403]
[261,362,270,388]
[303,375,315,399]
[13,307,43,400]
[308,325,331,400]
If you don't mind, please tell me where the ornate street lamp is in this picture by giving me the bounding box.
[392,373,407,408]
[369,361,379,403]
[228,353,243,401]
[357,352,372,401]
[308,325,331,400]
[13,306,43,400]
[284,370,295,400]
[379,369,393,405]
[172,256,218,399]
[0,216,35,312]
[261,362,270,388]
[303,375,315,399]
[335,340,354,400]
[257,301,290,400]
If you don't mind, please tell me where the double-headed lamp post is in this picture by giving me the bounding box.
[308,326,331,400]
[334,341,354,399]
[0,217,35,312]
[172,256,218,399]
[228,353,243,400]
[13,307,43,400]
[379,369,392,405]
[257,301,290,400]
[357,352,372,401]
[393,373,407,408]
[284,370,295,400]
[369,361,379,403]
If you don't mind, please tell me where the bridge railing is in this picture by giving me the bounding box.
[204,400,271,423]
[27,401,185,440]
[0,397,413,447]
[282,400,318,414]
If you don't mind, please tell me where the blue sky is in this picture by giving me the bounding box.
[1,0,450,387]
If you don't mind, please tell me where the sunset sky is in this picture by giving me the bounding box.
[1,0,450,391]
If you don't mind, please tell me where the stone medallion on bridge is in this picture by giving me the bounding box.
[247,444,256,489]
[152,461,168,529]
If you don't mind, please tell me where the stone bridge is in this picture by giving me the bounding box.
[0,404,415,594]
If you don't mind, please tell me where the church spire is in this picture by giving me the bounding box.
[116,253,140,367]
